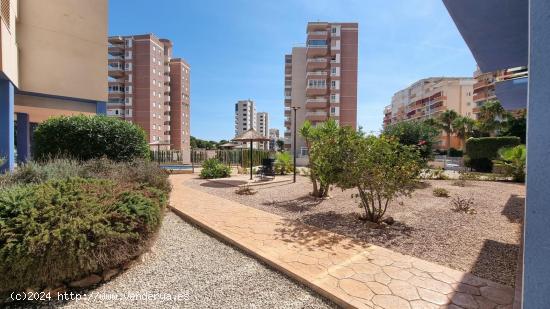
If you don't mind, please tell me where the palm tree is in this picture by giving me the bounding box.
[452,116,475,149]
[437,110,458,155]
[476,100,507,136]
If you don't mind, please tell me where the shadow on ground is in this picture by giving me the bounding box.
[262,195,323,213]
[200,179,248,188]
[502,194,525,223]
[470,239,520,286]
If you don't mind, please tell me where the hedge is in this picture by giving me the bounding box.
[0,177,167,292]
[464,137,521,172]
[33,115,150,161]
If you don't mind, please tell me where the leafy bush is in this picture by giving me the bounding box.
[495,145,526,182]
[274,152,293,175]
[235,185,257,195]
[337,135,422,223]
[464,137,520,172]
[0,177,167,292]
[33,115,150,162]
[382,120,439,161]
[433,188,450,197]
[200,158,231,179]
[0,158,170,193]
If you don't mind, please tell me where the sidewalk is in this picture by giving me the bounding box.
[169,174,515,309]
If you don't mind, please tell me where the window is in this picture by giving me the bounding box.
[331,81,336,88]
[153,91,156,96]
[331,68,337,75]
[307,39,327,46]
[300,147,309,157]
[332,27,337,34]
[153,68,156,74]
[308,79,326,88]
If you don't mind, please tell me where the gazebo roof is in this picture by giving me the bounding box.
[232,129,270,142]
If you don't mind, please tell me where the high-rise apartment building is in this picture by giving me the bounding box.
[383,77,475,149]
[107,34,191,161]
[256,112,269,150]
[283,22,358,160]
[234,99,256,136]
[1,0,108,172]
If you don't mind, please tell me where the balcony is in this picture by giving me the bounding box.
[473,79,491,89]
[164,86,171,94]
[306,71,328,77]
[307,31,329,40]
[306,98,328,109]
[306,45,328,57]
[108,44,124,55]
[108,64,124,78]
[164,95,170,103]
[307,22,328,32]
[284,108,291,116]
[306,57,328,70]
[473,91,495,102]
[164,76,171,84]
[306,111,328,122]
[306,86,328,96]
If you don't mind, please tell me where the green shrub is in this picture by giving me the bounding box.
[433,188,450,197]
[0,177,167,292]
[0,158,170,193]
[382,120,439,161]
[33,115,150,162]
[200,158,231,179]
[464,137,520,172]
[448,148,463,157]
[274,152,293,175]
[495,145,526,182]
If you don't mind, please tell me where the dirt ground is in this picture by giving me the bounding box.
[185,175,525,287]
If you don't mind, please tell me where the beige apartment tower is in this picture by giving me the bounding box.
[284,22,358,160]
[383,77,475,149]
[107,34,191,161]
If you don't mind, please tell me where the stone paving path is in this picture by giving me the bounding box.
[170,174,515,309]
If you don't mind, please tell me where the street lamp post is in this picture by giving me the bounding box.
[291,106,300,183]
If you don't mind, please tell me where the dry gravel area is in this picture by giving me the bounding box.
[186,175,525,287]
[8,212,334,309]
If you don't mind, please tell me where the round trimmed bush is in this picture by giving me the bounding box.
[200,158,231,179]
[0,177,167,292]
[33,115,150,161]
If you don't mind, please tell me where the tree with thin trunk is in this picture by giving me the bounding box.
[437,110,459,155]
[452,116,475,149]
[336,135,422,223]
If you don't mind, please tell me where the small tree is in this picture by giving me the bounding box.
[452,116,475,149]
[382,120,439,161]
[300,119,356,198]
[337,135,422,223]
[437,110,458,156]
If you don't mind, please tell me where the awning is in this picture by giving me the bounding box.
[442,0,528,73]
[495,77,528,110]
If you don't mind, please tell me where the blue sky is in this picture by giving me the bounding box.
[109,0,476,140]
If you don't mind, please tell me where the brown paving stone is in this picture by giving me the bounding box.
[450,292,479,309]
[388,280,420,301]
[372,295,412,309]
[409,299,440,309]
[339,279,375,301]
[375,272,392,285]
[383,266,414,281]
[169,175,516,309]
[480,286,514,305]
[417,287,449,305]
[366,281,392,295]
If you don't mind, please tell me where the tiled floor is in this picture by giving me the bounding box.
[169,174,515,309]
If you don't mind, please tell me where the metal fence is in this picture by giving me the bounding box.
[191,149,271,167]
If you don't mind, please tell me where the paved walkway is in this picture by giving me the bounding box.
[170,174,515,309]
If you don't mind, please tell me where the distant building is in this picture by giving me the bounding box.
[383,77,475,149]
[234,99,256,135]
[284,22,358,163]
[269,128,280,150]
[107,34,191,161]
[256,112,269,150]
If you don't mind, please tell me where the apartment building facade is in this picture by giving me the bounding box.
[107,34,191,161]
[234,99,257,136]
[256,112,269,150]
[283,22,358,160]
[383,77,475,149]
[1,0,107,172]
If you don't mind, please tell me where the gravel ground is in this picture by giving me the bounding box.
[7,212,335,309]
[187,175,525,287]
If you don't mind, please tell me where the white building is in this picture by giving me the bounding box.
[256,112,269,150]
[234,99,257,136]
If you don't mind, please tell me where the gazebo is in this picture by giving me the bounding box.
[232,129,270,180]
